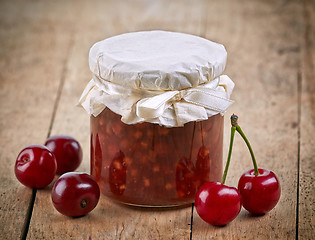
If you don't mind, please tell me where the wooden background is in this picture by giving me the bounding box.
[0,0,314,239]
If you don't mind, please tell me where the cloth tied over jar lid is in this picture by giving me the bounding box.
[79,30,235,127]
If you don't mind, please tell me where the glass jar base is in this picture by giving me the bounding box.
[107,196,193,208]
[121,202,193,208]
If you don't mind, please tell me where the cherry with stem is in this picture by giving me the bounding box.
[195,116,241,226]
[232,114,281,215]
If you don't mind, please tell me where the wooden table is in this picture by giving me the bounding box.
[0,0,314,239]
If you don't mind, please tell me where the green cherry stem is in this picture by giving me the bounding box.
[232,114,259,176]
[222,120,236,184]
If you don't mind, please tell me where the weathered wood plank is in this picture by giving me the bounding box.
[3,0,313,239]
[192,0,302,239]
[27,0,206,239]
[299,0,315,239]
[0,0,75,239]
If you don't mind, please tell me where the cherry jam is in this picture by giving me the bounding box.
[90,108,223,207]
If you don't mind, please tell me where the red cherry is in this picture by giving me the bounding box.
[15,145,57,189]
[51,172,100,217]
[45,135,82,175]
[195,182,242,226]
[229,115,281,215]
[238,168,281,215]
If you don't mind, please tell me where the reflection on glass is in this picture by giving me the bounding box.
[176,157,196,198]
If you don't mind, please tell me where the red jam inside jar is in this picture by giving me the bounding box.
[90,108,223,207]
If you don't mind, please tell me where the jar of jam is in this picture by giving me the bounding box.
[79,31,235,207]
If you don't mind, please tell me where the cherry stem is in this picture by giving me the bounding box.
[80,199,87,209]
[222,125,236,184]
[232,114,259,176]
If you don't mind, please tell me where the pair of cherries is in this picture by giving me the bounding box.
[14,135,100,217]
[195,115,281,226]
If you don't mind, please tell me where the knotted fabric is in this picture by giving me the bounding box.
[79,74,234,127]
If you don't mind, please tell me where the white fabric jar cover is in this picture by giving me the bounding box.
[79,31,235,127]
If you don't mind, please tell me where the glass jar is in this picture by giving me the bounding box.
[90,108,223,207]
[80,30,235,207]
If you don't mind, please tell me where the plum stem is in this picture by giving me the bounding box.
[232,114,259,176]
[222,124,236,184]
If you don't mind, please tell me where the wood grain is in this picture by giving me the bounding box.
[27,0,206,239]
[0,0,75,239]
[0,0,314,239]
[193,0,302,239]
[299,0,315,239]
